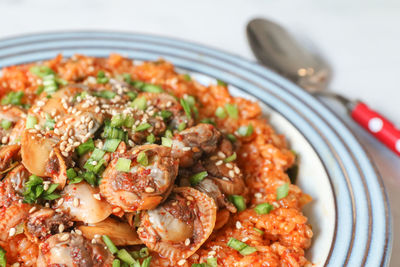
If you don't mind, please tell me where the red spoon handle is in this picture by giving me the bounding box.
[351,102,400,156]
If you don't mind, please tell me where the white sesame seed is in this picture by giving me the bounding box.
[1,136,8,144]
[208,251,216,256]
[234,166,240,174]
[55,208,62,213]
[94,234,101,239]
[9,227,16,237]
[177,259,186,266]
[59,233,70,241]
[91,239,97,244]
[182,147,191,151]
[218,151,226,158]
[73,198,80,207]
[29,206,37,213]
[112,207,122,213]
[215,160,223,166]
[11,263,20,267]
[75,229,82,235]
[229,170,235,178]
[93,194,101,200]
[184,238,191,246]
[254,193,262,198]
[226,163,233,169]
[236,221,242,229]
[210,155,218,161]
[43,183,49,191]
[145,187,155,193]
[57,198,64,207]
[59,224,65,233]
[242,237,249,242]
[222,177,230,181]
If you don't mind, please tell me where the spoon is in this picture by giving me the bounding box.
[247,18,400,157]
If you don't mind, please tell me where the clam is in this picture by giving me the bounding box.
[0,144,20,173]
[137,187,217,262]
[78,217,142,246]
[100,144,178,212]
[58,182,112,224]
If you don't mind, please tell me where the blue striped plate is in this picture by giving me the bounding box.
[0,31,391,266]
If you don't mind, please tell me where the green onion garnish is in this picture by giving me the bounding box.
[92,90,116,99]
[29,65,54,78]
[226,133,237,143]
[126,91,137,100]
[137,152,148,166]
[164,129,173,138]
[215,106,227,119]
[111,114,126,128]
[237,124,253,137]
[180,98,192,119]
[224,152,237,163]
[141,84,164,93]
[91,148,106,161]
[44,114,55,130]
[77,138,95,156]
[254,203,274,215]
[225,103,238,119]
[83,171,97,186]
[190,171,208,186]
[177,122,186,131]
[146,133,155,144]
[160,110,172,120]
[124,115,135,128]
[217,80,227,86]
[131,97,147,110]
[116,158,132,172]
[141,256,152,267]
[184,95,196,107]
[139,247,149,258]
[66,168,77,179]
[183,74,191,81]
[36,85,44,95]
[200,118,215,125]
[112,259,121,267]
[136,123,151,132]
[229,195,246,212]
[26,115,37,129]
[227,238,257,256]
[0,247,6,267]
[117,249,136,265]
[22,175,60,203]
[161,137,172,147]
[276,183,289,200]
[103,125,126,140]
[1,91,24,106]
[102,235,118,254]
[207,257,218,267]
[253,227,264,235]
[0,119,12,130]
[97,70,109,84]
[103,139,121,152]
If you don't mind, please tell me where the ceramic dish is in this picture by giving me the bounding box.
[0,31,392,266]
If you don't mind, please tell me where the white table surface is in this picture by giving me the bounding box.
[0,0,399,265]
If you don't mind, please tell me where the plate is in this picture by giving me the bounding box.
[0,31,392,266]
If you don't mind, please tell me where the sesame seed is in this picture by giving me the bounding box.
[145,187,155,193]
[29,206,37,213]
[226,163,233,169]
[59,233,70,241]
[112,207,122,213]
[222,177,230,181]
[184,238,191,246]
[229,170,235,178]
[55,208,62,213]
[59,224,65,233]
[93,194,101,200]
[182,147,191,151]
[1,136,8,144]
[242,237,249,242]
[94,234,101,239]
[73,198,80,207]
[178,259,186,266]
[234,166,240,174]
[186,196,194,201]
[215,160,223,166]
[57,198,64,206]
[208,251,216,256]
[75,229,82,235]
[91,239,97,244]
[43,183,49,191]
[254,193,262,198]
[236,221,242,229]
[11,263,20,267]
[218,151,226,158]
[210,155,218,161]
[9,227,16,237]
[95,106,100,113]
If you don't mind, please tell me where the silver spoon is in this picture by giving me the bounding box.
[247,18,400,157]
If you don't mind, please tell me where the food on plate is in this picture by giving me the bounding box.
[0,54,312,266]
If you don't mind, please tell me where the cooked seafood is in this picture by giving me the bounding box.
[0,54,312,267]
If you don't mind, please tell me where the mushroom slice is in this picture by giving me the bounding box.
[59,182,112,224]
[171,124,221,167]
[21,130,59,177]
[138,187,217,262]
[37,233,113,267]
[78,218,142,246]
[100,144,178,212]
[0,144,20,173]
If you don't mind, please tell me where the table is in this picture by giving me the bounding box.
[1,0,399,265]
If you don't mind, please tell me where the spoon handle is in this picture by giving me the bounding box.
[351,102,400,156]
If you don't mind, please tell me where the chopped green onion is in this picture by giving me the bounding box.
[276,183,289,200]
[1,91,24,106]
[229,195,246,212]
[122,73,132,83]
[146,133,155,144]
[141,256,152,267]
[207,257,218,267]
[45,114,55,130]
[0,119,12,130]
[131,251,140,260]
[224,152,237,163]
[102,235,118,254]
[103,125,126,140]
[117,249,136,265]
[161,137,172,147]
[191,264,205,267]
[69,176,83,184]
[66,168,77,179]
[43,75,58,93]
[254,203,274,215]
[160,110,173,120]
[112,259,121,267]
[137,152,148,166]
[131,97,147,110]
[164,129,173,138]
[132,80,145,89]
[227,238,257,256]
[36,85,44,95]
[217,80,227,86]
[91,148,106,161]
[215,106,227,119]
[141,84,164,93]
[29,65,54,77]
[77,138,95,156]
[184,95,196,107]
[116,158,132,172]
[180,98,192,119]
[226,133,237,143]
[124,115,135,128]
[0,247,6,267]
[200,118,215,125]
[139,247,149,258]
[126,91,137,100]
[254,227,264,235]
[83,171,97,185]
[177,122,186,131]
[97,70,109,84]
[103,139,121,152]
[136,123,151,132]
[225,103,238,119]
[183,74,191,81]
[26,115,37,129]
[92,90,116,99]
[111,114,125,127]
[190,171,208,186]
[237,124,253,137]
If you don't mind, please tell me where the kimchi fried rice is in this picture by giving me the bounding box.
[0,54,313,267]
